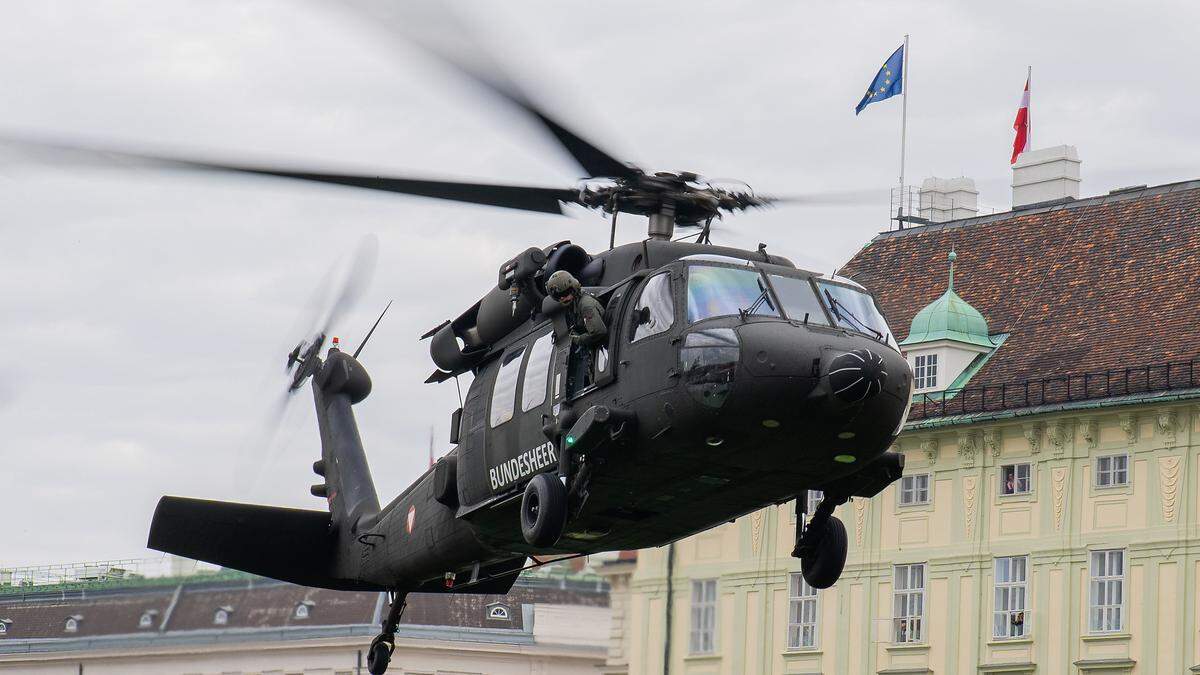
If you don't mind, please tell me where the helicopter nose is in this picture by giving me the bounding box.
[828,348,889,403]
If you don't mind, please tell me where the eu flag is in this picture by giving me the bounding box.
[855,45,904,115]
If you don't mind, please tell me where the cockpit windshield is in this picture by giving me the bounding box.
[817,280,897,347]
[687,265,780,323]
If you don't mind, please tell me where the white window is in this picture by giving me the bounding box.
[138,611,154,629]
[893,564,925,643]
[787,573,819,649]
[0,622,6,634]
[520,332,554,412]
[294,603,310,619]
[64,617,78,633]
[488,346,526,427]
[913,353,938,389]
[898,474,931,506]
[689,579,717,654]
[1095,455,1129,487]
[1089,550,1125,633]
[1000,463,1032,495]
[632,272,675,342]
[993,556,1028,639]
[213,609,229,626]
[805,490,824,513]
[486,603,511,621]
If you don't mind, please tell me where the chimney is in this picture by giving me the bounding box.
[918,177,978,222]
[1012,145,1080,208]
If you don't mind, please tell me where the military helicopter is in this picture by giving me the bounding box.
[13,14,912,674]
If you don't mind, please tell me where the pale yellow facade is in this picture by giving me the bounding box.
[609,400,1200,674]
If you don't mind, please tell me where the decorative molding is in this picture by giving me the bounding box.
[1157,409,1179,447]
[1119,413,1138,444]
[983,428,1001,457]
[921,438,940,464]
[957,431,979,467]
[854,499,867,549]
[750,510,764,554]
[1079,418,1098,449]
[1047,420,1073,455]
[1023,423,1044,454]
[1160,456,1181,522]
[963,476,978,540]
[1052,467,1068,531]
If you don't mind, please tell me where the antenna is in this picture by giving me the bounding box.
[352,301,393,360]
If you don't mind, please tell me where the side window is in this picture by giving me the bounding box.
[521,332,554,412]
[489,346,526,427]
[632,272,675,342]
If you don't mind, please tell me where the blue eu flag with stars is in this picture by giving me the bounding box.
[855,45,904,115]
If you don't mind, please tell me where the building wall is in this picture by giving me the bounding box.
[622,400,1200,674]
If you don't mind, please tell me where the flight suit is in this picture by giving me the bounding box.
[567,292,608,347]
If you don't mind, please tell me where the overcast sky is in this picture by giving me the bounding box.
[3,0,1198,567]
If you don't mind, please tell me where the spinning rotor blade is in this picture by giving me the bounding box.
[0,135,579,214]
[344,1,639,181]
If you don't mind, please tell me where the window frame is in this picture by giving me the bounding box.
[913,353,939,390]
[892,563,926,644]
[630,271,677,343]
[689,578,718,654]
[786,572,819,650]
[898,473,931,506]
[1095,454,1130,488]
[993,556,1029,640]
[1089,549,1125,634]
[999,463,1033,496]
[488,344,528,428]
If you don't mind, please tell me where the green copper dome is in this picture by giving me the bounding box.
[899,251,993,348]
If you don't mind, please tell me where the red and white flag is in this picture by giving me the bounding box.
[1010,73,1031,164]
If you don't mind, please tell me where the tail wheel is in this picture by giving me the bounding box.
[367,637,392,675]
[800,515,848,590]
[521,473,568,546]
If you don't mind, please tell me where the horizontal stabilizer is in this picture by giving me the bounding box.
[148,496,380,591]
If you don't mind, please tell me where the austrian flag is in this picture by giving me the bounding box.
[1011,74,1031,164]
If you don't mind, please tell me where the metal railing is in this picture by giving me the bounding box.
[908,359,1200,421]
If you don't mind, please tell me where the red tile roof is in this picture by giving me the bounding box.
[840,181,1200,390]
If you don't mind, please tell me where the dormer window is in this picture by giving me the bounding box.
[294,602,313,619]
[0,620,10,635]
[486,602,512,621]
[913,353,938,389]
[64,616,81,633]
[213,607,232,626]
[138,610,157,629]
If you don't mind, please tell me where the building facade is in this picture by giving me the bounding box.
[607,179,1200,674]
[0,565,610,675]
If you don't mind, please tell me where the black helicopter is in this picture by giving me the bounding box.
[13,14,912,674]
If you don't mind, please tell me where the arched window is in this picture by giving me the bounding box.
[294,603,310,619]
[486,603,511,621]
[213,609,229,626]
[138,611,155,629]
[64,618,79,633]
[0,621,8,634]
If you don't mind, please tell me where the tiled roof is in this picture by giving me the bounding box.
[840,180,1200,388]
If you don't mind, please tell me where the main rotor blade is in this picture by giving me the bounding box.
[344,1,639,181]
[0,135,580,214]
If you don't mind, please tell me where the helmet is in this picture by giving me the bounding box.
[546,270,582,300]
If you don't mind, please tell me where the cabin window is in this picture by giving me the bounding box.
[632,272,675,341]
[686,265,778,323]
[816,280,895,346]
[768,275,830,325]
[521,332,554,412]
[489,346,527,427]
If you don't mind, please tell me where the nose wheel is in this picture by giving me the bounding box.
[792,495,848,589]
[368,591,408,675]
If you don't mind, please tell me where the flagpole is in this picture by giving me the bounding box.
[1026,65,1032,149]
[898,34,910,225]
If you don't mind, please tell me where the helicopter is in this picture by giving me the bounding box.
[13,13,913,675]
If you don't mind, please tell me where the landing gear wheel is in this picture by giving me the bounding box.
[800,515,847,589]
[521,472,568,546]
[367,635,393,675]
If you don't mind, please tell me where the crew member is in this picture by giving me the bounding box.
[546,271,607,346]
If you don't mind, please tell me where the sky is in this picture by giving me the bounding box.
[3,0,1199,567]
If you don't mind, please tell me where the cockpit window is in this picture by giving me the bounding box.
[768,275,831,325]
[816,281,896,347]
[687,265,779,323]
[632,272,675,342]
